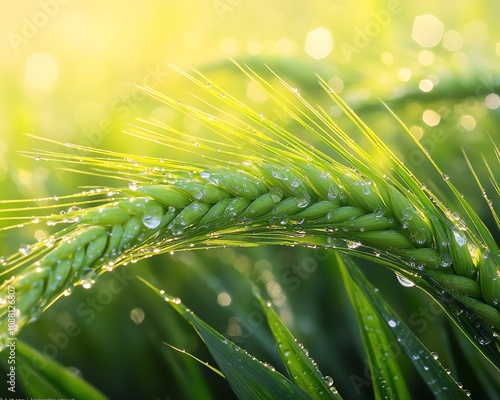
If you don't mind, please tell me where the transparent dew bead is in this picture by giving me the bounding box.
[438,252,453,267]
[19,245,31,256]
[323,376,335,387]
[142,205,163,229]
[396,273,415,287]
[346,240,362,249]
[296,192,310,208]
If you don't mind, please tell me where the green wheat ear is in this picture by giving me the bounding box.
[0,64,499,364]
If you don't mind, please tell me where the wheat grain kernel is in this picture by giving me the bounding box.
[206,171,265,199]
[241,191,283,218]
[448,227,476,279]
[81,207,130,225]
[174,181,231,203]
[118,216,143,251]
[325,206,364,223]
[292,200,338,220]
[137,185,191,209]
[198,198,232,226]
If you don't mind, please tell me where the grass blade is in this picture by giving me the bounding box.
[253,288,341,399]
[337,254,411,400]
[6,340,107,399]
[340,255,470,400]
[138,277,312,400]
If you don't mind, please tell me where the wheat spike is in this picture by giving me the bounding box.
[1,65,499,351]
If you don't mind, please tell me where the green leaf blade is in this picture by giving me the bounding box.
[338,254,411,400]
[139,277,312,400]
[254,289,342,400]
[342,255,470,400]
[13,340,107,399]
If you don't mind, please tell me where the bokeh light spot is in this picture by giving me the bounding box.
[412,15,444,48]
[220,37,238,54]
[418,50,435,66]
[422,109,441,126]
[24,53,59,92]
[450,52,469,68]
[327,77,344,93]
[485,93,500,110]
[397,68,412,82]
[409,126,424,140]
[463,20,489,48]
[217,292,232,307]
[459,115,476,131]
[247,40,262,55]
[130,308,145,325]
[419,79,434,92]
[246,81,268,103]
[443,30,463,52]
[275,38,296,56]
[381,52,394,65]
[305,27,333,59]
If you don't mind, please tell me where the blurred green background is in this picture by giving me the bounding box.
[1,0,499,398]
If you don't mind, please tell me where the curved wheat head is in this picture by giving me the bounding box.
[0,64,499,365]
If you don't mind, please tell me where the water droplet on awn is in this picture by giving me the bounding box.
[346,240,362,249]
[396,273,415,287]
[19,245,31,256]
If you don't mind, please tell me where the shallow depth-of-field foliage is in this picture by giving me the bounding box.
[1,1,500,399]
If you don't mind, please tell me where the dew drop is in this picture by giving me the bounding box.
[0,257,6,266]
[19,245,31,256]
[296,192,310,208]
[475,335,492,346]
[290,177,301,187]
[396,273,415,287]
[439,252,453,267]
[327,185,340,200]
[374,207,386,218]
[81,280,94,289]
[431,351,439,360]
[442,173,449,181]
[200,171,211,180]
[142,205,163,229]
[388,320,397,328]
[129,182,138,191]
[412,227,427,245]
[452,229,466,247]
[323,376,335,387]
[346,240,362,249]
